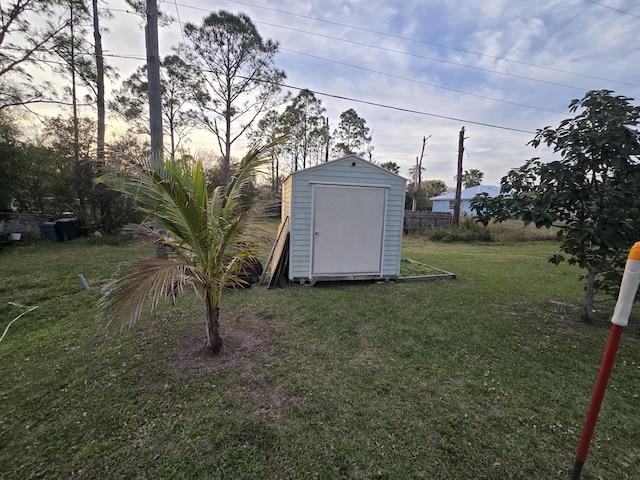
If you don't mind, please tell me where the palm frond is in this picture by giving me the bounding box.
[100,155,212,262]
[204,145,271,274]
[98,258,214,329]
[97,139,282,333]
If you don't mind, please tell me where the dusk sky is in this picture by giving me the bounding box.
[90,1,640,185]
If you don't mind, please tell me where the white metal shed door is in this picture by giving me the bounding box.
[312,185,386,275]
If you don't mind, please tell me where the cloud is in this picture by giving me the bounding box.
[42,0,640,186]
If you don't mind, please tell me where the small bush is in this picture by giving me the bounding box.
[488,220,559,243]
[423,218,493,243]
[412,218,560,244]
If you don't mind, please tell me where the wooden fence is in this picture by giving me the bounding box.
[404,211,452,232]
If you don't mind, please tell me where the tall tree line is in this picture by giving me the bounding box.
[249,89,374,194]
[1,5,375,228]
[0,0,119,229]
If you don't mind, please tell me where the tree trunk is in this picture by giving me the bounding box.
[93,0,113,232]
[170,121,176,160]
[204,293,223,354]
[69,1,87,226]
[223,91,232,185]
[582,268,596,322]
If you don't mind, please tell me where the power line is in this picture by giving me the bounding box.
[584,0,640,19]
[267,79,536,134]
[281,48,567,115]
[193,0,640,88]
[167,1,592,116]
[173,0,186,43]
[104,53,146,61]
[276,36,585,91]
[264,21,589,92]
[169,1,540,133]
[173,0,639,91]
[41,40,541,134]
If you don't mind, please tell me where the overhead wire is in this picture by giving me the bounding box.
[34,20,536,133]
[145,1,564,133]
[258,20,591,92]
[62,2,631,135]
[299,86,536,134]
[173,0,186,43]
[198,0,640,88]
[280,48,568,115]
[175,1,627,91]
[162,1,595,121]
[252,77,536,134]
[584,0,640,20]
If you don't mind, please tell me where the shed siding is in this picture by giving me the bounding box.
[285,157,406,281]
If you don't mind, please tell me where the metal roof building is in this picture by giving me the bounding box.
[430,185,502,216]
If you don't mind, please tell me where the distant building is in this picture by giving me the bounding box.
[430,185,502,216]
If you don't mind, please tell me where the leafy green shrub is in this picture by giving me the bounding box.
[488,220,559,243]
[410,218,560,243]
[423,218,493,243]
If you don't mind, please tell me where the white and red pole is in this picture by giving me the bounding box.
[570,242,640,479]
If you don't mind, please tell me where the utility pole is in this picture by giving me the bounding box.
[453,126,465,227]
[412,156,419,212]
[146,0,163,160]
[324,116,330,163]
[145,0,166,259]
[412,135,430,212]
[92,0,105,164]
[93,0,110,231]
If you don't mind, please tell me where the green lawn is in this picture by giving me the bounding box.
[1,234,639,479]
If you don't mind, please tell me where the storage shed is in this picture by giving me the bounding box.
[269,155,407,285]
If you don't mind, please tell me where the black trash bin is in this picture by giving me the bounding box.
[55,218,81,241]
[39,222,58,242]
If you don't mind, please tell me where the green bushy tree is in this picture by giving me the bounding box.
[472,90,640,321]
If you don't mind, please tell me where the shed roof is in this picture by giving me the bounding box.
[287,155,407,182]
[429,185,502,201]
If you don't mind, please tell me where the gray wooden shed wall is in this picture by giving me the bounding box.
[281,156,406,281]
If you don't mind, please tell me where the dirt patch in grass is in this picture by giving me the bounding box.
[354,322,379,366]
[253,384,305,421]
[170,316,268,372]
[170,310,305,420]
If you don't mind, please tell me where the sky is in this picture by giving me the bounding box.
[49,0,640,186]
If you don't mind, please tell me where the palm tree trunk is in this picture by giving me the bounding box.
[204,292,223,354]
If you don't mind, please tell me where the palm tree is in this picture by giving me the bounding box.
[461,169,484,188]
[379,161,400,174]
[97,146,269,354]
